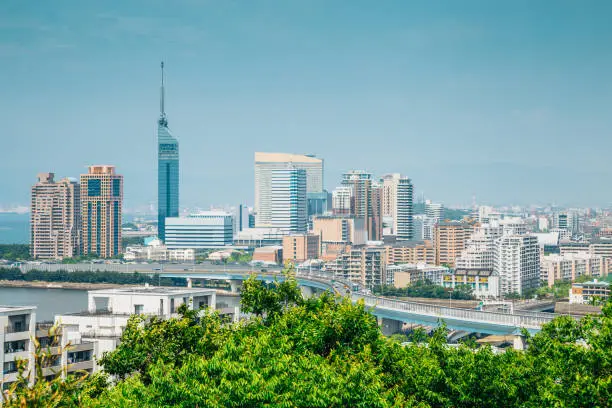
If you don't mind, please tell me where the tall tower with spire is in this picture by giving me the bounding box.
[157,61,179,242]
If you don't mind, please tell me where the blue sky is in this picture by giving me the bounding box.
[1,0,611,210]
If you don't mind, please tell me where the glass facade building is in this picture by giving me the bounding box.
[157,62,179,242]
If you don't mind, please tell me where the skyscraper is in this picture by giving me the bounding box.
[254,152,323,227]
[341,170,381,241]
[381,174,414,240]
[157,62,179,242]
[81,165,123,258]
[30,173,81,260]
[270,167,308,234]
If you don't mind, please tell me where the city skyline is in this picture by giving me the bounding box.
[2,1,612,209]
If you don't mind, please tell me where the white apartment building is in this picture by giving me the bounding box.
[442,269,500,299]
[569,280,610,305]
[385,263,449,287]
[1,306,36,390]
[254,152,323,227]
[455,223,503,271]
[55,286,217,368]
[541,253,606,287]
[165,211,234,249]
[331,186,353,215]
[124,238,195,262]
[381,174,414,240]
[494,235,540,296]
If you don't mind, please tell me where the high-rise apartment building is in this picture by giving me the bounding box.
[254,152,323,227]
[331,186,353,215]
[341,170,381,241]
[81,165,123,258]
[494,234,540,296]
[270,167,308,234]
[433,221,472,267]
[422,201,444,241]
[381,174,414,240]
[157,62,179,242]
[30,173,81,260]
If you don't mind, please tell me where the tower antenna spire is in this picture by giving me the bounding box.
[159,61,167,125]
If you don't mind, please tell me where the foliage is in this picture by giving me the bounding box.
[373,280,475,300]
[0,267,185,286]
[122,236,145,249]
[7,269,612,407]
[225,250,252,264]
[0,244,30,261]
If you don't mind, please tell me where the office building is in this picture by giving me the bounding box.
[307,191,329,217]
[434,221,472,267]
[494,234,540,296]
[541,253,606,287]
[569,280,610,305]
[80,165,123,258]
[30,173,81,260]
[331,186,353,215]
[232,204,250,235]
[254,152,323,227]
[165,212,233,249]
[425,200,444,222]
[282,234,321,263]
[386,263,449,287]
[233,227,285,248]
[270,167,308,234]
[381,174,414,240]
[157,62,179,243]
[124,238,195,262]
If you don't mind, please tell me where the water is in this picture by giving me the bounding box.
[0,213,29,244]
[0,287,87,321]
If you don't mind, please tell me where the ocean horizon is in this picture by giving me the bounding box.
[0,212,29,244]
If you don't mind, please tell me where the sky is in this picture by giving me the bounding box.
[1,0,611,211]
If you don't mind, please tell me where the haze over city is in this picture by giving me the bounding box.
[1,0,611,209]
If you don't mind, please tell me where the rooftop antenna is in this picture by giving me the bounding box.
[159,61,168,126]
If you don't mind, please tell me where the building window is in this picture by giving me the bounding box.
[88,179,101,197]
[134,304,144,314]
[112,179,121,197]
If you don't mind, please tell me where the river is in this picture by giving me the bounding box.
[0,287,87,321]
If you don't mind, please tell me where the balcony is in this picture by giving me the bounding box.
[4,324,30,334]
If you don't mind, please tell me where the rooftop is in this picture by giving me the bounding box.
[87,286,216,297]
[255,152,322,164]
[0,305,36,314]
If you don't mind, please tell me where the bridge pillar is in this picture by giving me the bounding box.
[512,331,527,350]
[378,317,402,336]
[228,280,242,293]
[300,286,314,298]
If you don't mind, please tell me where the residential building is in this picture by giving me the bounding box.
[165,212,233,249]
[254,152,323,227]
[1,306,36,390]
[455,223,503,271]
[324,246,386,289]
[282,234,321,263]
[541,253,606,287]
[270,167,308,234]
[312,216,367,260]
[589,241,612,259]
[434,221,473,267]
[124,238,195,262]
[381,174,414,240]
[331,186,353,215]
[252,246,283,264]
[494,234,540,296]
[341,170,381,241]
[425,200,444,221]
[55,287,216,368]
[384,240,435,265]
[442,269,500,299]
[569,280,610,305]
[307,191,329,217]
[80,165,123,258]
[30,173,81,260]
[232,204,250,234]
[386,263,449,287]
[157,62,179,243]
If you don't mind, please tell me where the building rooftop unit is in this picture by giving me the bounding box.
[255,152,322,164]
[0,305,37,314]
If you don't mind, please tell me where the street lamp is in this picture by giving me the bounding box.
[449,289,453,308]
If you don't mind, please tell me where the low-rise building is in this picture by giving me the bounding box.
[384,240,435,265]
[569,280,610,305]
[386,263,449,287]
[282,234,320,263]
[541,253,606,287]
[442,269,500,299]
[124,238,195,262]
[1,306,36,389]
[252,246,283,264]
[165,211,233,249]
[233,227,285,248]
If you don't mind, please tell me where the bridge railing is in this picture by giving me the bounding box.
[353,294,554,329]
